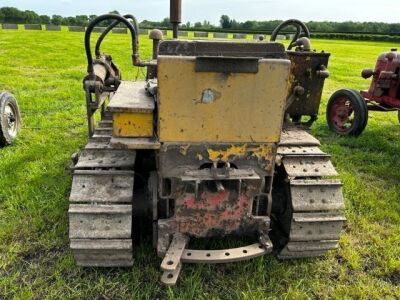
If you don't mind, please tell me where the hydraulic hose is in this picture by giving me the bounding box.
[95,14,139,58]
[270,19,311,50]
[85,14,138,74]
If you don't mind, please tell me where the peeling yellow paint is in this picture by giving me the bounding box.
[157,56,290,143]
[206,144,273,164]
[113,112,153,138]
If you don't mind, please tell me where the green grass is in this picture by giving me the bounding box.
[0,29,399,300]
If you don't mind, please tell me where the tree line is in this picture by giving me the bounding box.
[218,15,400,34]
[1,7,400,34]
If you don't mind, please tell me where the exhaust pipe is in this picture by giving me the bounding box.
[170,0,182,38]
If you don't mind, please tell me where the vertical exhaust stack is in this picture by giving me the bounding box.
[170,0,182,38]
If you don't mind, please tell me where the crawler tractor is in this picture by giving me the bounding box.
[69,1,346,285]
[327,48,400,136]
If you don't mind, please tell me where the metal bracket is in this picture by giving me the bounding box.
[160,233,273,286]
[181,242,272,264]
[160,233,189,286]
[161,262,182,286]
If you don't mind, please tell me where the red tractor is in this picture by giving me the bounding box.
[327,48,400,136]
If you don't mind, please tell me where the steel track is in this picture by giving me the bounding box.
[68,118,136,267]
[275,128,346,259]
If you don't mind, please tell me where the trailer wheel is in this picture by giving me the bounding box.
[327,89,368,136]
[0,92,21,146]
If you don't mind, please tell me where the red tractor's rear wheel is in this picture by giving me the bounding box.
[327,89,368,136]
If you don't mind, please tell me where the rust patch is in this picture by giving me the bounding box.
[172,190,252,237]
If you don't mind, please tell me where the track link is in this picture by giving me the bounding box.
[275,129,346,259]
[69,117,136,267]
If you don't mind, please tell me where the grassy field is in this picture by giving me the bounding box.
[0,29,399,300]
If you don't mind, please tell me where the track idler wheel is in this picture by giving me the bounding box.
[327,89,368,136]
[0,91,21,146]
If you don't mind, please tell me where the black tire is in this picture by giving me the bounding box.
[327,89,368,136]
[348,89,369,132]
[0,92,21,146]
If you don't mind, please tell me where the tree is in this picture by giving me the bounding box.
[220,15,231,29]
[1,7,26,23]
[0,5,399,34]
[243,20,257,30]
[230,19,239,28]
[51,15,63,25]
[194,21,202,28]
[65,16,76,26]
[89,15,97,22]
[24,10,40,23]
[40,15,50,24]
[161,17,170,28]
[75,15,88,26]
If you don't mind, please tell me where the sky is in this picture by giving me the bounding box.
[1,0,397,24]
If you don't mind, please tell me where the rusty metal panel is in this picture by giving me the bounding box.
[159,143,276,177]
[286,52,330,117]
[158,56,290,143]
[69,204,132,239]
[157,178,263,238]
